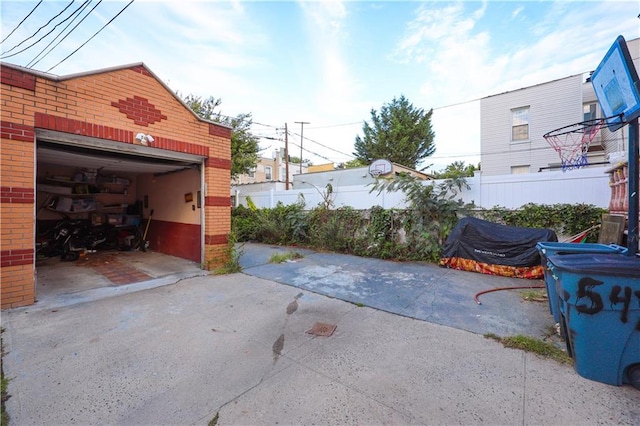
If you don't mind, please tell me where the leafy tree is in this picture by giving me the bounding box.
[182,94,221,119]
[434,161,479,179]
[354,95,435,170]
[336,159,366,169]
[181,94,260,179]
[287,156,311,165]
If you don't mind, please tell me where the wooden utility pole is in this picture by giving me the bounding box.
[294,121,310,174]
[284,123,290,190]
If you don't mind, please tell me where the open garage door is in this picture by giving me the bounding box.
[35,130,207,280]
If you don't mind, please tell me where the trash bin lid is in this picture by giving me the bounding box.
[536,242,626,254]
[547,253,640,278]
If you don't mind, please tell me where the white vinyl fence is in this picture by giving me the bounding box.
[235,167,611,210]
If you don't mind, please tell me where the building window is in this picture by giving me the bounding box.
[511,165,530,174]
[248,168,256,178]
[511,107,529,141]
[281,168,286,182]
[583,102,597,121]
[265,166,272,180]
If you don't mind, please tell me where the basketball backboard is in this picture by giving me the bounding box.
[591,35,640,131]
[368,159,393,177]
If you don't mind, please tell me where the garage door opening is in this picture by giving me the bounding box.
[35,136,207,302]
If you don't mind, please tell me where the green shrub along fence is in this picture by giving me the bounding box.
[232,201,607,263]
[232,176,607,263]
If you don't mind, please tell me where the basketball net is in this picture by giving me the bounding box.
[543,118,605,172]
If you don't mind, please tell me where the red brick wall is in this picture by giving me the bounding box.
[0,92,36,308]
[1,64,231,309]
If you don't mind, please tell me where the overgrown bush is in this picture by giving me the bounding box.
[474,203,606,242]
[231,180,609,262]
[232,204,260,241]
[353,206,406,259]
[306,206,363,253]
[370,175,474,262]
[232,197,307,245]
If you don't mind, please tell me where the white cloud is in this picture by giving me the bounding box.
[298,0,360,115]
[394,0,639,107]
[511,6,524,19]
[292,0,372,161]
[491,2,639,96]
[392,2,497,106]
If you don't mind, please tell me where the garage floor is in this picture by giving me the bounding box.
[35,249,207,310]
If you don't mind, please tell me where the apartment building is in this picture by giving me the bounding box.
[232,148,308,186]
[480,37,639,176]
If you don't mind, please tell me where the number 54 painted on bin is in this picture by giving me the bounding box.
[572,277,640,330]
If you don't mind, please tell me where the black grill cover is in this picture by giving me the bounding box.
[442,217,558,267]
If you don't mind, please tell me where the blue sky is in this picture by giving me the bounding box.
[2,1,639,172]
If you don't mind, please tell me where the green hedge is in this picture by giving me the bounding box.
[232,201,607,262]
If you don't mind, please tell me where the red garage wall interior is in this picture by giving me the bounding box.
[0,63,232,309]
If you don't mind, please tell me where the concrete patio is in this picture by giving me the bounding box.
[3,243,639,424]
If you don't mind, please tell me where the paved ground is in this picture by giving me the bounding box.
[239,243,555,339]
[3,243,639,425]
[32,250,207,311]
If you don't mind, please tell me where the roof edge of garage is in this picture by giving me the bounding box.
[0,61,232,131]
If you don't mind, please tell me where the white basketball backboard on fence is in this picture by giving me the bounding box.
[368,159,393,177]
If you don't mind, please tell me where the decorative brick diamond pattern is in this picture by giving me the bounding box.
[111,95,167,126]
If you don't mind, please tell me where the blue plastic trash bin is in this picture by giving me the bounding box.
[537,242,627,324]
[547,252,640,387]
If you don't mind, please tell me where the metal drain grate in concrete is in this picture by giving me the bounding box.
[306,322,337,337]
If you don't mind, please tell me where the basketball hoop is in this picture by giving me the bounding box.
[543,117,607,172]
[368,159,392,178]
[370,169,382,179]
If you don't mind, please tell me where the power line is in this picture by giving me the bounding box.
[289,130,356,159]
[251,120,280,129]
[1,0,43,44]
[3,0,92,61]
[306,121,361,130]
[26,0,93,68]
[1,0,75,57]
[47,0,135,72]
[286,136,334,163]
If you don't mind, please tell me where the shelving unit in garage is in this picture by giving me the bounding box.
[38,174,138,224]
[36,171,141,242]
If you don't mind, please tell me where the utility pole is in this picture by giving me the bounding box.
[284,123,290,190]
[294,121,309,174]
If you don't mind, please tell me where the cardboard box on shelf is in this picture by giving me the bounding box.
[53,197,73,212]
[91,213,104,226]
[71,198,96,212]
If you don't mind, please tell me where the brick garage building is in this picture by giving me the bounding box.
[1,62,232,309]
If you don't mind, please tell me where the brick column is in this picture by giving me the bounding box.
[1,122,36,308]
[203,159,231,269]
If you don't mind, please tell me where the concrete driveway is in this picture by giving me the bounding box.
[3,243,639,425]
[238,243,555,339]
